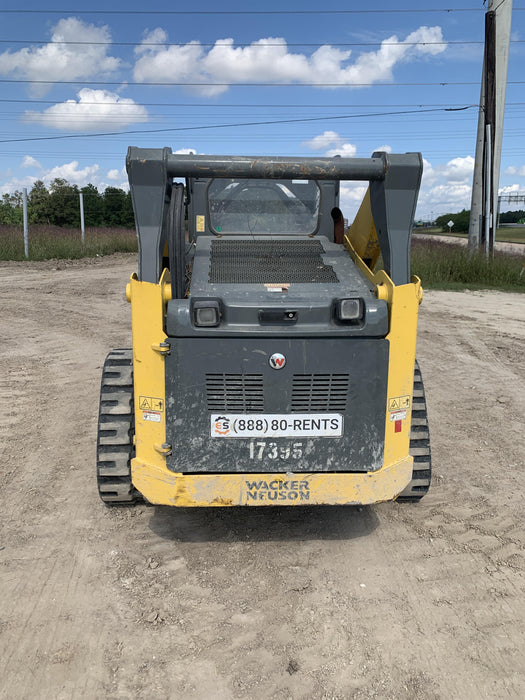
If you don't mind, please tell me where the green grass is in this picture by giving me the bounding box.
[411,238,525,292]
[495,226,525,244]
[2,224,523,293]
[0,224,137,260]
[414,226,525,244]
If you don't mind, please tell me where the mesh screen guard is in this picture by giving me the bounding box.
[209,239,339,284]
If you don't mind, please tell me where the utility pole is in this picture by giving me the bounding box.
[79,192,85,244]
[468,0,513,256]
[23,187,29,258]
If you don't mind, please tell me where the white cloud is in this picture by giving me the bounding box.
[441,155,475,182]
[414,156,474,217]
[303,131,341,150]
[173,147,198,155]
[43,161,100,188]
[340,184,369,215]
[107,168,123,181]
[22,156,42,169]
[1,159,133,195]
[105,167,129,190]
[325,143,358,158]
[505,165,525,177]
[0,18,120,95]
[326,153,477,221]
[133,26,446,96]
[421,155,474,187]
[24,88,148,131]
[134,30,214,92]
[134,27,168,55]
[0,175,38,196]
[303,131,394,159]
[499,183,522,194]
[303,131,357,158]
[417,183,473,216]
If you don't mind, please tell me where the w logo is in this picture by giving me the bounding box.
[269,353,286,370]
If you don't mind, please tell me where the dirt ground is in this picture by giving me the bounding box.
[1,254,524,699]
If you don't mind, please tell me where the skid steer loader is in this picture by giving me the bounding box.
[97,148,431,506]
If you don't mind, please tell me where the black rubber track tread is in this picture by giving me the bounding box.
[397,360,432,503]
[96,348,140,504]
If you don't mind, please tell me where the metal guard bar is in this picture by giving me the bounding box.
[126,147,423,286]
[166,154,386,181]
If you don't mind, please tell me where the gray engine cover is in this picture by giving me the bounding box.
[165,337,388,473]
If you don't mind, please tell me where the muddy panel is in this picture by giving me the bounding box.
[165,337,388,473]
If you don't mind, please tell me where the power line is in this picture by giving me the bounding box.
[0,105,478,144]
[0,99,489,107]
[0,8,497,14]
[0,39,509,47]
[2,98,525,109]
[3,79,524,87]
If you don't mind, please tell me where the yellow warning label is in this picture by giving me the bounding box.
[139,396,164,412]
[196,215,205,232]
[388,395,410,411]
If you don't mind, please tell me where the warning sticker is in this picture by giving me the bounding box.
[390,410,407,422]
[196,215,205,232]
[265,283,290,293]
[143,410,161,423]
[388,395,411,411]
[139,396,164,412]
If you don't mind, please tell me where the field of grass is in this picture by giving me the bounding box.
[494,226,525,244]
[411,237,524,292]
[1,224,523,292]
[414,226,525,244]
[0,224,137,261]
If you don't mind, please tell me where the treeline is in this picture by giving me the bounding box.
[435,209,470,232]
[0,179,134,228]
[499,209,525,224]
[435,209,525,233]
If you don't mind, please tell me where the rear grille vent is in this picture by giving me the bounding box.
[209,239,339,284]
[291,374,349,412]
[206,374,264,412]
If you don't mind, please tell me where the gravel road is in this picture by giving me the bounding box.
[1,255,524,699]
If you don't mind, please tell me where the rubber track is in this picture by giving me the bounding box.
[397,360,432,502]
[96,349,139,504]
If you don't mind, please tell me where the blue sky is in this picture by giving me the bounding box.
[0,1,524,219]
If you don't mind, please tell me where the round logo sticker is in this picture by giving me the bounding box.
[269,353,286,370]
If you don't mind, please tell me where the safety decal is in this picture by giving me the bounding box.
[265,283,290,293]
[143,410,161,423]
[389,410,407,422]
[139,396,164,411]
[196,215,205,232]
[388,395,411,411]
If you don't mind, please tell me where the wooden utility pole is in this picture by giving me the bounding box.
[468,0,513,256]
